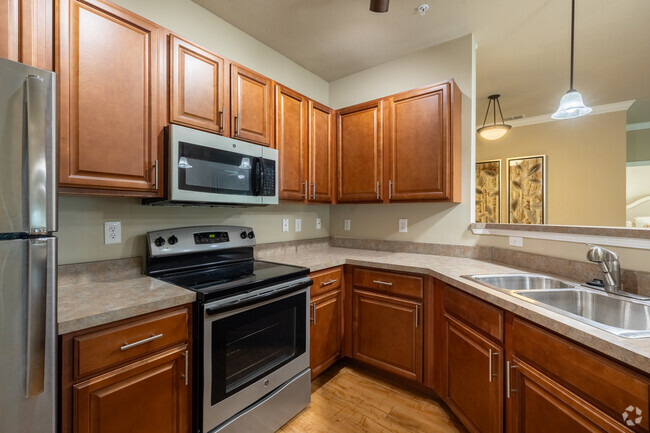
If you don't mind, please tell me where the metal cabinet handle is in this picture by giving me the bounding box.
[488,349,499,383]
[311,182,316,200]
[219,106,224,132]
[321,279,337,287]
[120,333,163,351]
[373,280,393,286]
[310,302,317,325]
[389,180,393,199]
[415,304,420,328]
[303,181,308,199]
[25,239,48,397]
[376,181,380,200]
[153,160,159,190]
[506,361,518,398]
[182,350,189,386]
[234,114,240,135]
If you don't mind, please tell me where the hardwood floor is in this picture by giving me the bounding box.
[279,364,467,433]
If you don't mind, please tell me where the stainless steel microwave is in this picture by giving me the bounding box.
[148,125,278,206]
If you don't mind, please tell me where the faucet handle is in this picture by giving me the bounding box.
[586,244,618,262]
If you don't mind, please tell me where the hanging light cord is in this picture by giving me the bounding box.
[481,98,493,128]
[569,0,575,91]
[480,96,507,128]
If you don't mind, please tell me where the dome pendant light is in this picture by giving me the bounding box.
[552,0,591,120]
[477,94,511,140]
[370,0,389,13]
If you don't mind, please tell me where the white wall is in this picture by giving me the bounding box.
[328,35,477,246]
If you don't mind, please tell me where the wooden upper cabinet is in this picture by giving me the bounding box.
[231,63,273,147]
[1,0,53,70]
[57,0,164,195]
[275,84,308,201]
[309,100,335,203]
[387,81,462,202]
[169,34,227,135]
[336,100,383,202]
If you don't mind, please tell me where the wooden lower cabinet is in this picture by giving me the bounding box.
[443,314,503,433]
[310,290,342,379]
[73,346,189,433]
[352,289,422,382]
[507,357,629,433]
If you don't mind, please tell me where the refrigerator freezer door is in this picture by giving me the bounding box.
[0,237,57,433]
[0,57,56,234]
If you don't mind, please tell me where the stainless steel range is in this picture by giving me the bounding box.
[146,226,312,433]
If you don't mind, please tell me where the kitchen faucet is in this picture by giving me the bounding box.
[586,245,621,292]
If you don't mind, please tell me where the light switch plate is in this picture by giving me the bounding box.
[295,219,302,232]
[104,221,121,244]
[399,218,408,233]
[282,218,289,232]
[509,236,524,247]
[316,218,322,230]
[344,219,351,231]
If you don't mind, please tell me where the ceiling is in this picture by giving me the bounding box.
[192,0,650,119]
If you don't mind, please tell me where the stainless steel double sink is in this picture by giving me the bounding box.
[464,273,650,338]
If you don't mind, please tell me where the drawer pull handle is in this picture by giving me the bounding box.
[321,279,337,287]
[120,333,163,351]
[373,280,393,286]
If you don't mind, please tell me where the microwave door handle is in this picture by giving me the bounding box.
[252,157,263,196]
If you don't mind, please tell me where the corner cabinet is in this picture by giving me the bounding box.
[60,305,192,433]
[57,0,164,196]
[0,0,53,69]
[169,34,227,135]
[231,63,274,147]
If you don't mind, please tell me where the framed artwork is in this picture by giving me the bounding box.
[507,155,546,224]
[475,160,501,223]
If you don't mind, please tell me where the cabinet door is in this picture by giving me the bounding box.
[276,84,308,201]
[73,346,190,433]
[1,0,53,69]
[507,357,630,433]
[170,34,226,135]
[336,100,383,202]
[310,290,342,380]
[58,0,163,195]
[231,63,273,146]
[387,82,460,202]
[352,289,422,382]
[308,100,335,203]
[443,314,502,433]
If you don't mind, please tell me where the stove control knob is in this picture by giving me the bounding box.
[168,235,178,245]
[154,236,166,247]
[247,231,255,239]
[240,231,248,239]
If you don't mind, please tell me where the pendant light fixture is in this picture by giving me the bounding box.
[370,0,389,13]
[477,94,511,140]
[551,0,591,119]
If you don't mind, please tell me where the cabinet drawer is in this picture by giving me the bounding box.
[74,308,189,378]
[352,268,423,299]
[310,266,343,297]
[512,317,650,431]
[444,285,503,343]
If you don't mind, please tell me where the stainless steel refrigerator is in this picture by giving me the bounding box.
[0,57,57,433]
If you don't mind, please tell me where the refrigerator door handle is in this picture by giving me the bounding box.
[25,239,48,398]
[25,75,48,234]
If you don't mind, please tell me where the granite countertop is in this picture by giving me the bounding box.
[57,259,196,334]
[258,246,650,375]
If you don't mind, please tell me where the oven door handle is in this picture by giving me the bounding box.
[205,277,313,316]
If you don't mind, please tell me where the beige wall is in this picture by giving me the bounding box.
[329,35,477,245]
[477,111,627,227]
[111,0,329,105]
[58,197,330,264]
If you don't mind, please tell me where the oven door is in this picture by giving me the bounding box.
[202,282,310,432]
[169,124,280,205]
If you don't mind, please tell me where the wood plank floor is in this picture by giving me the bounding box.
[279,364,468,433]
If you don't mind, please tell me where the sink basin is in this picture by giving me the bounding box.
[515,289,650,338]
[466,273,575,291]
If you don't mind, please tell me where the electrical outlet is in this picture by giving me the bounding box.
[104,221,121,244]
[399,218,408,233]
[316,218,322,230]
[344,219,351,231]
[295,219,302,232]
[282,218,289,232]
[509,236,524,247]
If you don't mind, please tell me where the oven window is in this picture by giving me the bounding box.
[179,141,258,195]
[210,291,306,404]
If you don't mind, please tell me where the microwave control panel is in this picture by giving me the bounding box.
[261,159,276,196]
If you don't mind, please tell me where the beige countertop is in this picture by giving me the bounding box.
[260,246,650,375]
[57,275,196,335]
